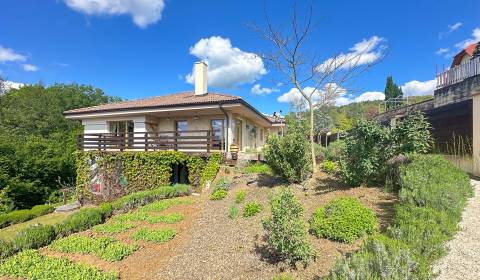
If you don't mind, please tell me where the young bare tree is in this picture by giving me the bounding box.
[251,6,385,170]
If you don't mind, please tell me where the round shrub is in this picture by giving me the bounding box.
[209,189,227,201]
[310,197,377,243]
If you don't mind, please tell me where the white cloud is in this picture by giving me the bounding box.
[401,79,436,96]
[0,46,26,63]
[186,36,266,88]
[439,22,463,39]
[354,91,385,102]
[63,0,165,28]
[251,84,279,95]
[335,96,352,106]
[455,27,480,49]
[435,48,449,55]
[318,36,386,71]
[277,83,346,110]
[23,64,39,72]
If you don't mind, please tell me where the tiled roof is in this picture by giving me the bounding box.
[64,91,242,115]
[451,42,478,67]
[264,115,285,124]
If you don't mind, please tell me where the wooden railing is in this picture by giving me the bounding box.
[436,57,480,89]
[77,130,224,152]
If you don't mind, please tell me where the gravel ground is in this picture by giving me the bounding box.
[434,179,480,280]
[154,172,396,280]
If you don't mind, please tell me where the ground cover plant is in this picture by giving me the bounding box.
[138,197,192,212]
[310,197,377,243]
[262,188,315,266]
[93,222,135,234]
[243,201,262,217]
[243,163,273,175]
[0,185,190,261]
[327,154,473,279]
[0,249,118,280]
[229,205,240,219]
[235,190,246,204]
[0,204,55,229]
[132,228,177,243]
[49,235,138,261]
[322,160,337,174]
[146,213,184,224]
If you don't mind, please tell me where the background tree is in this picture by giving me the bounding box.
[384,76,403,109]
[252,5,385,170]
[0,83,119,211]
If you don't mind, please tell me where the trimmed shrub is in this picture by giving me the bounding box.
[210,189,228,200]
[132,228,176,243]
[200,152,223,185]
[243,201,262,217]
[49,236,137,261]
[243,163,273,175]
[322,160,337,174]
[0,249,118,280]
[310,197,377,243]
[262,188,315,266]
[57,207,107,236]
[264,118,311,183]
[0,204,55,229]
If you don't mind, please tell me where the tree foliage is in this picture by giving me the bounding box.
[384,76,403,109]
[0,83,119,211]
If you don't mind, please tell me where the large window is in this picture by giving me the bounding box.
[211,119,224,149]
[175,120,188,136]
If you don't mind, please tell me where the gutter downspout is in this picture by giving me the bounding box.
[219,104,229,154]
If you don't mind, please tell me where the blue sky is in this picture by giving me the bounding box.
[1,0,479,114]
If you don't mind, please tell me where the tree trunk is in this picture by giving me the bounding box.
[309,102,317,171]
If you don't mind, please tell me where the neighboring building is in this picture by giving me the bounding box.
[64,62,285,156]
[376,42,480,175]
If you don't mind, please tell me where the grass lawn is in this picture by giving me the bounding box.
[0,211,72,240]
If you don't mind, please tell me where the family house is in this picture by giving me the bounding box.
[64,62,285,157]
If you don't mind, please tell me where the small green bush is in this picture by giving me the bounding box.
[324,140,346,161]
[234,190,246,204]
[113,211,149,222]
[138,197,191,212]
[243,163,272,175]
[263,188,315,266]
[272,273,295,280]
[310,197,377,243]
[229,205,240,219]
[264,118,311,183]
[0,204,55,229]
[214,177,231,190]
[328,235,428,279]
[210,189,228,201]
[243,201,262,217]
[57,207,107,236]
[322,160,337,174]
[0,249,118,280]
[132,228,176,243]
[49,235,138,261]
[93,222,135,234]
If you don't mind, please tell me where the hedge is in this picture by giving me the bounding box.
[327,154,473,279]
[75,151,206,200]
[0,184,190,261]
[200,152,223,185]
[0,204,55,229]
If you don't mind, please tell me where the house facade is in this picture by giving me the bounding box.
[64,62,285,156]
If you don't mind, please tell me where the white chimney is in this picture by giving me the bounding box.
[194,61,208,96]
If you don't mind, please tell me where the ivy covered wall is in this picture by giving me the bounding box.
[75,151,223,202]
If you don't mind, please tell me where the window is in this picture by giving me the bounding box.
[211,119,224,149]
[175,120,188,136]
[109,121,134,135]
